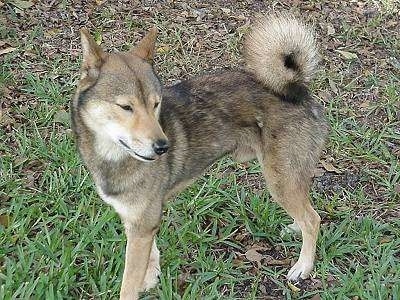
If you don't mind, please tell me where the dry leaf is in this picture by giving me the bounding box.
[0,112,14,126]
[157,45,170,54]
[234,231,248,242]
[379,236,392,244]
[335,50,358,60]
[0,47,16,55]
[288,282,300,292]
[310,295,321,300]
[327,274,338,285]
[313,168,325,177]
[0,194,10,203]
[54,110,70,126]
[45,28,60,38]
[24,172,36,189]
[327,24,335,35]
[0,214,9,228]
[247,244,270,251]
[14,156,27,166]
[232,258,243,267]
[259,284,267,294]
[328,78,338,94]
[320,160,342,174]
[245,248,263,262]
[177,266,193,292]
[9,0,33,9]
[318,90,332,103]
[265,257,291,265]
[311,277,323,289]
[388,57,400,70]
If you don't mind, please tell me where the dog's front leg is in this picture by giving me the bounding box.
[119,222,155,300]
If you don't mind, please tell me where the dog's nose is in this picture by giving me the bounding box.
[152,139,169,155]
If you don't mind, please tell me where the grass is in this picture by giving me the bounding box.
[1,1,399,299]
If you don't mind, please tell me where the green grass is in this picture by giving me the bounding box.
[1,2,399,299]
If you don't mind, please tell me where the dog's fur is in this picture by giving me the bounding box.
[71,13,329,299]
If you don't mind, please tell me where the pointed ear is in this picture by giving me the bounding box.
[130,27,158,64]
[79,28,105,89]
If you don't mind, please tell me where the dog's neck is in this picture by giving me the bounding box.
[94,134,128,162]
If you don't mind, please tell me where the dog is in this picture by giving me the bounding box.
[71,12,329,299]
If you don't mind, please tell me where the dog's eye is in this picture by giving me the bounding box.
[118,104,133,112]
[154,102,160,109]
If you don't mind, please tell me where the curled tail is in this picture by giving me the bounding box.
[244,13,319,103]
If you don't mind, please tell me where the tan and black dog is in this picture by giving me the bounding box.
[71,13,329,299]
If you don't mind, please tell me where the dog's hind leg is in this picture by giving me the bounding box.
[284,194,320,281]
[142,239,161,291]
[259,152,320,281]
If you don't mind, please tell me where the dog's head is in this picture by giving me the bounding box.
[74,28,168,162]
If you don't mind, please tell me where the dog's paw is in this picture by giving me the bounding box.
[280,222,301,238]
[287,260,313,281]
[141,243,160,291]
[287,222,301,234]
[142,263,160,291]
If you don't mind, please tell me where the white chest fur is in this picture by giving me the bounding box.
[96,186,145,223]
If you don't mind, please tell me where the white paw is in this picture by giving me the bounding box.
[287,260,313,281]
[142,241,160,291]
[142,263,160,291]
[280,222,301,238]
[287,222,301,234]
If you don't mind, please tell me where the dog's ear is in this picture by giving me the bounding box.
[79,28,105,90]
[130,27,158,64]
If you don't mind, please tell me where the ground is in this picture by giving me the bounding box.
[0,0,399,299]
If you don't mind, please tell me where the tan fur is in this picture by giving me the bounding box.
[130,27,158,63]
[71,13,329,299]
[245,12,319,94]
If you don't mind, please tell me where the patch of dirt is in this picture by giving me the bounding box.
[314,170,360,195]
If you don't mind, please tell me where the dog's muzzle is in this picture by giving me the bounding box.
[152,139,169,156]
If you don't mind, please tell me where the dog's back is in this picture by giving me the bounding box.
[161,71,327,192]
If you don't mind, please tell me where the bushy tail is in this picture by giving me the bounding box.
[244,13,318,102]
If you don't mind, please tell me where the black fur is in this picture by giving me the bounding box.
[284,53,299,71]
[278,82,310,104]
[77,90,89,107]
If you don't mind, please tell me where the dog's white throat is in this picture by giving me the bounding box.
[94,134,128,161]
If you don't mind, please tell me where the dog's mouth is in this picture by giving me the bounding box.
[118,139,155,162]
